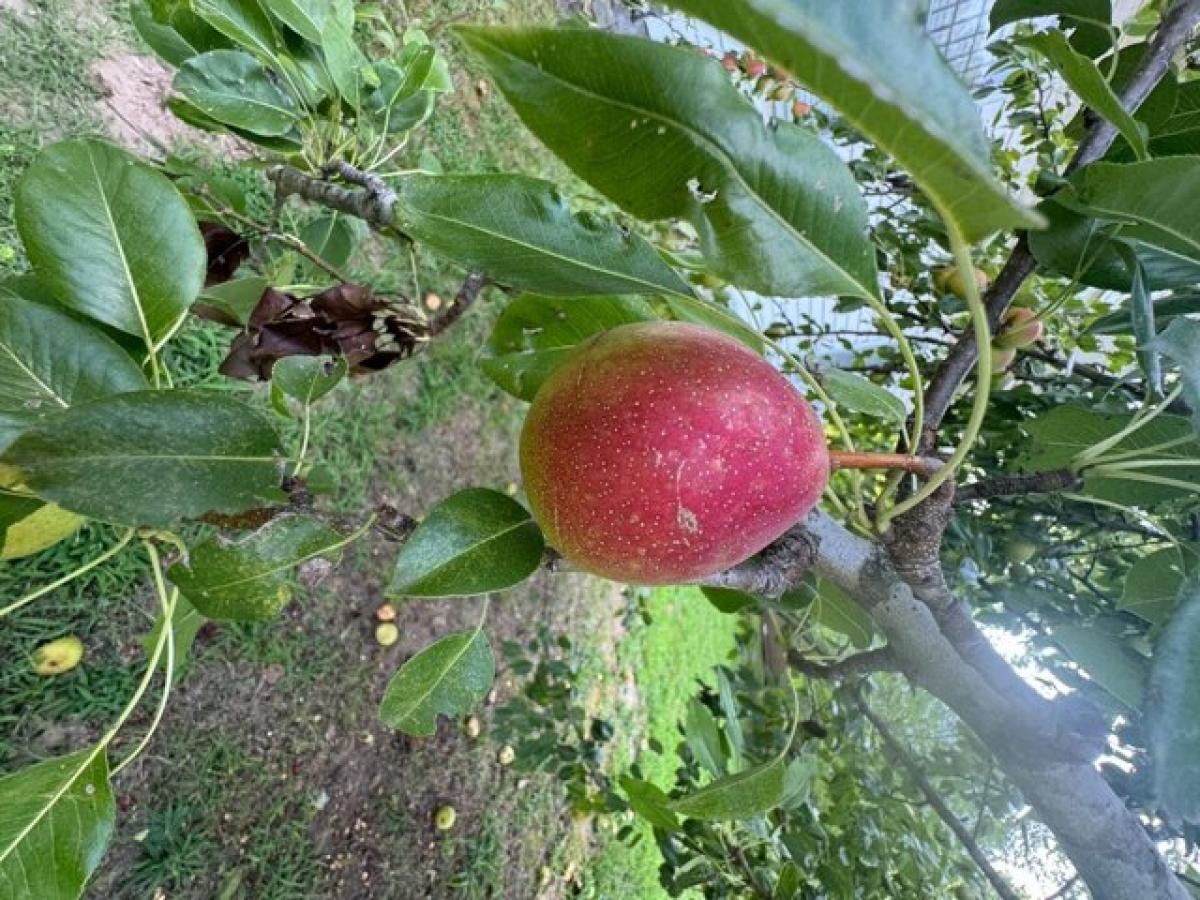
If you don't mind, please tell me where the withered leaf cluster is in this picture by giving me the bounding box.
[218,283,428,380]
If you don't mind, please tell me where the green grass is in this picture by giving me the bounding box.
[0,0,119,277]
[579,587,739,899]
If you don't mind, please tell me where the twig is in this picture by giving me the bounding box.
[829,452,943,477]
[199,189,353,284]
[786,647,899,680]
[956,469,1082,503]
[1043,874,1082,900]
[268,164,399,231]
[429,273,491,336]
[857,693,1022,900]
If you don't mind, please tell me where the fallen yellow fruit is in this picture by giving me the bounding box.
[434,805,457,831]
[375,622,400,646]
[32,635,85,676]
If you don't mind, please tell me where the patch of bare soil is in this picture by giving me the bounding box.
[91,52,245,157]
[90,389,627,900]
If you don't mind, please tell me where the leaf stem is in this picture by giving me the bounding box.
[1074,385,1184,467]
[0,528,136,619]
[293,403,313,477]
[880,225,991,527]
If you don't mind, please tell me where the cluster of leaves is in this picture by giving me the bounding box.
[132,0,452,166]
[493,620,1024,899]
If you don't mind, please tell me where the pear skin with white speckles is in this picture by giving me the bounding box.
[520,321,828,584]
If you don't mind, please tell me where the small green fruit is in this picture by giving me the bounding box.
[434,805,457,831]
[990,346,1016,374]
[1011,562,1034,580]
[1006,539,1039,564]
[498,745,515,766]
[994,307,1045,350]
[32,635,84,676]
[375,623,399,646]
[933,265,988,299]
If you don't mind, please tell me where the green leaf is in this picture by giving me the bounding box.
[1022,30,1147,162]
[1052,623,1148,709]
[0,293,148,453]
[821,369,906,425]
[197,275,269,327]
[660,0,1040,243]
[298,213,354,271]
[1069,158,1200,271]
[1090,291,1200,335]
[619,776,680,832]
[167,97,303,152]
[395,174,693,298]
[1029,197,1200,291]
[716,668,744,767]
[1018,405,1200,506]
[0,492,45,544]
[2,390,285,527]
[700,586,757,614]
[991,0,1111,31]
[260,0,326,42]
[175,50,299,136]
[14,139,206,349]
[456,26,879,300]
[685,698,728,776]
[140,593,207,678]
[788,578,876,649]
[271,355,347,403]
[389,488,544,597]
[669,755,789,820]
[482,294,659,401]
[1147,577,1200,821]
[1114,247,1161,395]
[365,43,436,126]
[378,628,495,736]
[192,0,278,60]
[132,0,200,66]
[322,16,368,105]
[0,749,115,900]
[1121,545,1200,627]
[169,515,343,620]
[661,294,764,353]
[1148,318,1200,435]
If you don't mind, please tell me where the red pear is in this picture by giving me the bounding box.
[519,322,829,585]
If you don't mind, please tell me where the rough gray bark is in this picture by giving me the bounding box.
[797,510,1188,900]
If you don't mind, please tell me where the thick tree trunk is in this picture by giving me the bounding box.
[798,511,1188,900]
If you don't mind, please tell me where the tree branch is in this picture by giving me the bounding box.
[857,694,1022,900]
[786,647,899,679]
[267,164,398,231]
[918,0,1200,450]
[429,273,490,336]
[793,509,1187,900]
[956,469,1082,503]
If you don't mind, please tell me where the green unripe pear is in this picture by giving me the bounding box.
[1005,539,1039,564]
[933,265,988,299]
[994,307,1045,350]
